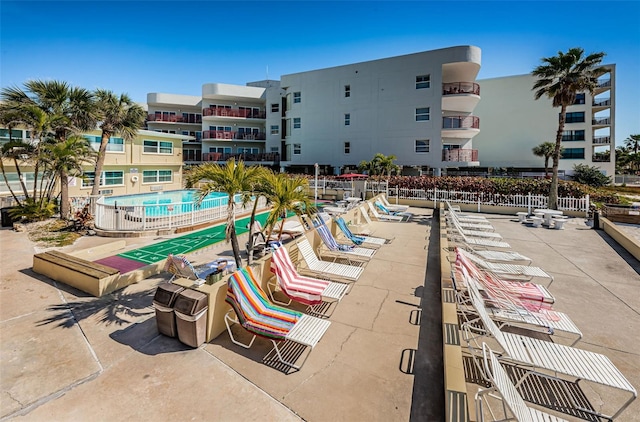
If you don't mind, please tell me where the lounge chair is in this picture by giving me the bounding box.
[475,344,569,422]
[448,216,503,239]
[224,266,331,370]
[446,210,495,231]
[444,200,489,222]
[456,266,582,346]
[456,249,555,309]
[379,194,410,212]
[295,237,364,284]
[164,254,226,282]
[447,220,512,249]
[373,200,413,221]
[366,201,406,222]
[467,248,532,264]
[462,284,636,421]
[334,216,388,249]
[302,214,376,265]
[268,244,349,317]
[457,248,554,285]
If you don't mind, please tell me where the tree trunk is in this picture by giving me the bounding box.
[59,170,70,219]
[544,157,549,177]
[0,160,22,205]
[246,198,260,266]
[91,131,111,196]
[549,104,567,210]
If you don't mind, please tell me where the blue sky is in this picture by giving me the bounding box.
[2,1,639,146]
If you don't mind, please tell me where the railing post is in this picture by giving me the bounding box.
[585,194,590,217]
[527,193,532,214]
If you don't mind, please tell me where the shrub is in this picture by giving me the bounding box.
[571,164,612,188]
[8,198,57,223]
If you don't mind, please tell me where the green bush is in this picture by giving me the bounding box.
[8,199,57,223]
[571,164,612,188]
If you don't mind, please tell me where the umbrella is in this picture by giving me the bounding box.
[336,173,368,180]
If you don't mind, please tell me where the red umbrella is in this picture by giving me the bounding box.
[336,173,368,179]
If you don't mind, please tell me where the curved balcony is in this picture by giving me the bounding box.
[442,82,480,113]
[441,116,480,139]
[202,107,266,119]
[202,130,266,141]
[202,152,280,164]
[442,149,479,166]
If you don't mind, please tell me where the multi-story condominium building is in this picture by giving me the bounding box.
[0,128,187,198]
[273,45,482,175]
[472,66,615,176]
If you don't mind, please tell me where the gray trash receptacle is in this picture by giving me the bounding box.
[174,289,208,347]
[153,283,185,337]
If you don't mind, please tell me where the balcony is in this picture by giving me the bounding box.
[202,152,280,165]
[441,116,480,139]
[592,117,611,126]
[441,82,480,113]
[147,114,202,124]
[592,98,611,107]
[442,148,478,163]
[595,79,611,94]
[593,136,611,144]
[202,108,266,119]
[202,131,267,141]
[442,82,480,96]
[592,154,611,162]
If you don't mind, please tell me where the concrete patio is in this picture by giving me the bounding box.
[1,207,639,421]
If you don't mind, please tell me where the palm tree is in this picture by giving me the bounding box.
[623,134,640,155]
[260,171,315,241]
[532,48,607,209]
[1,80,97,218]
[184,159,263,269]
[372,153,399,177]
[91,90,146,196]
[41,136,96,219]
[531,142,561,177]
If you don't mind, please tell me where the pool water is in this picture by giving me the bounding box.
[100,190,229,217]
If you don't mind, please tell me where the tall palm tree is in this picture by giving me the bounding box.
[532,47,607,209]
[41,136,96,219]
[531,142,561,177]
[260,171,315,241]
[372,153,399,177]
[185,159,263,269]
[91,90,146,196]
[623,134,640,155]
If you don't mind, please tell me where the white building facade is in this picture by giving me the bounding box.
[472,66,615,177]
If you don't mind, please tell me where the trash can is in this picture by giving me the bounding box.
[1,207,17,228]
[174,289,208,348]
[152,283,185,338]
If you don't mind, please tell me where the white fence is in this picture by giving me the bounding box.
[92,195,267,232]
[390,187,589,214]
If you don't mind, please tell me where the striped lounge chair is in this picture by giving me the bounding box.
[268,244,349,317]
[224,266,331,370]
[304,214,376,265]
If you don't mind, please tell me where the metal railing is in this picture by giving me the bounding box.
[442,82,480,96]
[91,195,267,231]
[442,116,480,129]
[442,149,478,162]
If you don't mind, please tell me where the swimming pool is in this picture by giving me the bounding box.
[100,190,230,217]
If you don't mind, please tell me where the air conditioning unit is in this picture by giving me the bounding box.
[131,175,139,182]
[99,189,113,195]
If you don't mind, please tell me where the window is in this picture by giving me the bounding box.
[85,135,124,152]
[344,113,351,126]
[0,129,23,140]
[293,143,301,155]
[415,107,430,121]
[293,117,301,129]
[143,170,172,184]
[416,74,431,89]
[143,140,173,154]
[237,147,259,154]
[344,85,351,98]
[293,92,301,103]
[209,147,231,154]
[564,112,585,123]
[573,93,586,105]
[81,171,124,188]
[271,103,279,113]
[415,139,430,153]
[344,142,351,154]
[561,148,585,159]
[270,147,279,153]
[270,125,279,135]
[562,130,585,141]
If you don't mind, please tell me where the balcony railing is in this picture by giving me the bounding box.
[592,155,611,162]
[147,114,202,124]
[202,152,280,164]
[593,136,611,144]
[597,79,611,89]
[202,130,267,141]
[202,108,266,119]
[562,133,585,142]
[592,98,611,107]
[442,116,480,129]
[442,149,478,162]
[592,117,611,125]
[442,82,480,96]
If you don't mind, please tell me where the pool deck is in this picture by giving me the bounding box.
[1,210,639,421]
